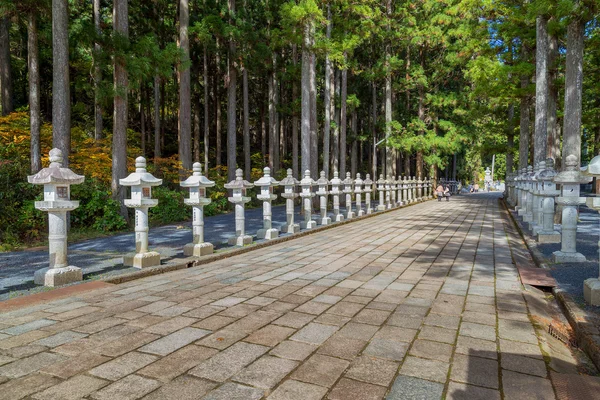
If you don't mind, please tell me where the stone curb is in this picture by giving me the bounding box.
[103,197,437,285]
[501,199,600,371]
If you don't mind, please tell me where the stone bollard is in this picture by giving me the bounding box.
[27,148,85,286]
[529,161,544,233]
[225,169,254,246]
[583,154,600,305]
[390,177,397,207]
[411,176,417,203]
[300,170,317,229]
[396,176,402,206]
[280,168,300,234]
[343,172,355,219]
[536,160,560,243]
[522,166,535,221]
[330,171,344,222]
[402,176,409,204]
[515,168,525,212]
[427,177,433,199]
[355,173,364,216]
[553,155,591,262]
[255,167,279,240]
[377,174,386,211]
[364,174,374,214]
[120,156,163,268]
[417,177,423,201]
[180,162,215,256]
[385,176,392,209]
[316,171,332,225]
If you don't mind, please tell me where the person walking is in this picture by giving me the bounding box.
[444,185,451,201]
[436,184,444,201]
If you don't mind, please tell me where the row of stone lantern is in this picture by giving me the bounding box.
[506,155,600,305]
[27,149,434,287]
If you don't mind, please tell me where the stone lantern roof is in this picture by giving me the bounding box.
[342,172,354,186]
[363,174,373,186]
[555,155,590,185]
[300,170,316,186]
[537,159,557,182]
[280,168,300,186]
[119,157,162,187]
[181,162,215,188]
[316,171,329,186]
[28,148,84,185]
[583,155,600,177]
[254,167,279,187]
[330,171,343,186]
[225,169,254,190]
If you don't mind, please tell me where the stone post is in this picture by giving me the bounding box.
[385,176,392,209]
[300,170,317,229]
[583,154,600,305]
[363,174,373,214]
[255,167,280,240]
[180,162,215,256]
[411,176,417,203]
[355,173,364,216]
[529,161,544,233]
[225,168,254,246]
[536,159,560,243]
[280,168,300,234]
[553,155,590,262]
[120,157,163,268]
[515,168,524,211]
[27,148,85,286]
[376,174,386,211]
[316,171,332,225]
[390,176,397,207]
[520,166,534,220]
[330,171,344,222]
[417,177,423,201]
[343,172,355,219]
[396,176,402,206]
[403,176,409,204]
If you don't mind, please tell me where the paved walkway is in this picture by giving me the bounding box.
[0,193,589,399]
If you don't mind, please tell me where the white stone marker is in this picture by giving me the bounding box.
[516,168,525,212]
[363,174,373,215]
[225,168,254,246]
[355,173,364,216]
[180,162,215,256]
[529,161,544,233]
[280,168,300,234]
[536,160,560,243]
[583,154,600,305]
[376,174,386,211]
[27,148,85,286]
[299,170,317,229]
[416,177,423,201]
[343,172,355,219]
[316,171,332,225]
[522,166,535,222]
[385,176,392,209]
[427,177,433,199]
[403,176,409,204]
[330,171,344,222]
[396,176,403,205]
[406,176,412,203]
[553,155,591,263]
[411,176,417,203]
[255,167,279,240]
[390,176,397,207]
[120,156,163,269]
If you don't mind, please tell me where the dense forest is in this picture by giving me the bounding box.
[0,0,598,249]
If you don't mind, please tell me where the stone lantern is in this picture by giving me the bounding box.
[355,173,364,216]
[515,168,525,212]
[316,171,332,225]
[254,167,279,240]
[417,177,423,201]
[427,177,433,199]
[363,174,373,214]
[529,161,544,233]
[180,162,215,257]
[280,168,300,234]
[403,176,409,204]
[519,166,534,221]
[225,168,254,246]
[552,155,591,263]
[330,171,344,222]
[582,154,600,305]
[343,172,355,219]
[27,148,85,286]
[389,176,397,207]
[299,170,317,229]
[376,174,386,211]
[395,176,403,206]
[120,156,163,268]
[411,176,418,203]
[536,159,560,243]
[385,176,392,209]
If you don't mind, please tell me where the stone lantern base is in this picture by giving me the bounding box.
[257,228,279,240]
[229,234,253,246]
[537,231,561,244]
[552,250,586,263]
[376,204,386,211]
[184,242,214,257]
[334,214,344,222]
[300,220,317,230]
[124,251,161,269]
[34,266,82,287]
[320,216,332,225]
[584,278,600,306]
[281,223,300,234]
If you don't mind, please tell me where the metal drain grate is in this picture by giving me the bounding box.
[548,320,577,348]
[552,372,600,400]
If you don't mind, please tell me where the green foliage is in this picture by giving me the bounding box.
[148,186,189,225]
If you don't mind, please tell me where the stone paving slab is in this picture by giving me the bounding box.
[0,193,593,399]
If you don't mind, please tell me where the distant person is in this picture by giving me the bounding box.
[444,185,451,201]
[436,184,444,201]
[474,183,479,192]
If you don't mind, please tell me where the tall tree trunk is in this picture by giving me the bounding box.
[260,85,266,164]
[351,111,357,177]
[519,46,530,169]
[323,5,332,177]
[215,40,222,167]
[193,96,201,162]
[93,0,103,141]
[179,0,192,173]
[533,15,548,165]
[547,31,560,168]
[268,66,276,171]
[53,0,71,165]
[372,82,377,180]
[273,53,280,173]
[112,0,128,219]
[243,67,250,179]
[506,104,515,175]
[562,17,584,167]
[292,44,299,177]
[226,0,237,182]
[0,17,13,116]
[28,12,41,173]
[203,46,209,174]
[300,22,311,175]
[385,0,394,177]
[309,52,318,179]
[154,75,161,158]
[140,90,146,156]
[340,64,347,177]
[404,153,410,177]
[416,46,425,179]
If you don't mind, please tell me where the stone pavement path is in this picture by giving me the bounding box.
[0,193,577,399]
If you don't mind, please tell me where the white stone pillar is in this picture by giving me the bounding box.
[181,162,215,257]
[355,173,364,216]
[364,174,373,215]
[255,167,279,240]
[385,176,392,209]
[316,171,331,225]
[300,170,317,229]
[330,171,344,222]
[280,168,300,234]
[225,169,254,246]
[343,172,355,219]
[377,175,386,211]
